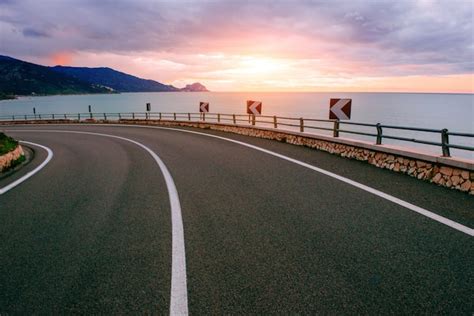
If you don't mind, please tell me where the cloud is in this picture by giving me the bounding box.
[22,27,50,38]
[0,0,472,90]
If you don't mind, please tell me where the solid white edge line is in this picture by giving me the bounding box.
[5,130,188,315]
[0,141,53,195]
[81,123,474,237]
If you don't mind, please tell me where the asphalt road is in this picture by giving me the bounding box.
[0,124,472,314]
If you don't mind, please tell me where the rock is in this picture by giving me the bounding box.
[416,161,427,168]
[440,166,453,176]
[461,170,469,180]
[451,175,461,186]
[425,168,434,178]
[453,169,461,176]
[394,163,400,172]
[417,172,425,180]
[446,180,452,188]
[432,173,442,183]
[439,178,446,185]
[409,161,416,167]
[460,180,471,192]
[408,167,416,175]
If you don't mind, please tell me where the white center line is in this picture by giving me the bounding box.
[5,129,188,315]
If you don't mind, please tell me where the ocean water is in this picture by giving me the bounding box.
[1,92,473,159]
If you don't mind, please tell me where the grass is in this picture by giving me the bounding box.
[0,132,19,155]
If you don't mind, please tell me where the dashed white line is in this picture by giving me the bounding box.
[0,141,53,195]
[5,129,188,315]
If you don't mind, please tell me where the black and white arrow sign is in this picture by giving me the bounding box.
[329,98,352,120]
[199,102,209,113]
[246,100,262,115]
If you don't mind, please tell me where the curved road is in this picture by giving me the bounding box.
[0,124,472,314]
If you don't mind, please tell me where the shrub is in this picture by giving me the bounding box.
[0,132,19,155]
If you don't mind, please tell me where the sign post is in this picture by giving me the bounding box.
[199,102,209,113]
[88,105,92,119]
[329,98,351,120]
[146,102,150,119]
[247,100,262,125]
[199,102,209,121]
[246,100,262,116]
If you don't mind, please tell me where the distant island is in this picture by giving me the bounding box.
[0,55,208,100]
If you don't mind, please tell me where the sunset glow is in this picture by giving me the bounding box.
[50,52,73,66]
[1,0,473,93]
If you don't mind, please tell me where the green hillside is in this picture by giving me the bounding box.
[0,55,111,99]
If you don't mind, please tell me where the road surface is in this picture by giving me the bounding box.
[0,124,472,314]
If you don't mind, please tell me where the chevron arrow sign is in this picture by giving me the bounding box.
[329,98,351,120]
[199,102,209,113]
[246,100,262,115]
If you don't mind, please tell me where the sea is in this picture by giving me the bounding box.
[1,92,473,159]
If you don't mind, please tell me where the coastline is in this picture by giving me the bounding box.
[1,90,214,102]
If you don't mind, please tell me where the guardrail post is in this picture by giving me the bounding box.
[158,112,161,120]
[248,114,251,124]
[441,129,450,157]
[39,114,41,120]
[12,115,15,121]
[333,120,339,137]
[118,113,122,120]
[174,113,176,120]
[104,113,107,120]
[24,115,27,120]
[376,123,383,145]
[252,115,256,126]
[52,114,55,120]
[217,113,221,123]
[273,116,277,128]
[132,112,135,119]
[300,118,304,132]
[78,113,80,121]
[188,113,191,121]
[64,114,66,119]
[233,114,236,124]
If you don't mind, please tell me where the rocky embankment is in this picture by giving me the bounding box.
[0,145,24,172]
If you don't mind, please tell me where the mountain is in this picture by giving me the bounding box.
[180,82,209,92]
[0,55,111,99]
[51,66,179,92]
[0,55,209,99]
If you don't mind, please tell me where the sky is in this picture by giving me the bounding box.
[0,0,473,92]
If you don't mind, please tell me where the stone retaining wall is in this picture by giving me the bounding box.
[120,119,474,195]
[0,145,24,172]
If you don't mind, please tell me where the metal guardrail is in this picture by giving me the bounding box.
[1,112,473,157]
